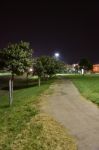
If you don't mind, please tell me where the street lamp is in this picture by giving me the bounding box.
[54,52,60,59]
[29,68,33,72]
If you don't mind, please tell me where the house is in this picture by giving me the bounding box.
[93,64,99,73]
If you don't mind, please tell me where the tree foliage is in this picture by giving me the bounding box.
[38,56,58,77]
[33,56,65,86]
[79,58,93,71]
[33,58,44,77]
[0,41,33,77]
[0,41,33,106]
[34,56,65,77]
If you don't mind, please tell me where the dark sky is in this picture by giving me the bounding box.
[0,1,99,64]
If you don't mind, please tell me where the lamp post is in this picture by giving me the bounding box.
[54,52,60,59]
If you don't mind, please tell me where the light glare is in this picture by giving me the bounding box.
[54,53,60,57]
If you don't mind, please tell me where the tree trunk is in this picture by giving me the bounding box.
[9,79,12,106]
[9,79,13,106]
[11,79,13,104]
[38,77,41,87]
[26,72,29,86]
[9,73,14,106]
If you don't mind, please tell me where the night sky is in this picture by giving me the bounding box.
[0,1,99,64]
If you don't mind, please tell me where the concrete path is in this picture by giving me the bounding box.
[41,79,99,150]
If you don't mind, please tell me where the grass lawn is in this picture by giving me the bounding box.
[67,74,99,105]
[0,72,11,76]
[0,76,77,150]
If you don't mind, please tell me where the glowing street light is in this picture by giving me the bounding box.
[54,52,60,58]
[29,68,33,72]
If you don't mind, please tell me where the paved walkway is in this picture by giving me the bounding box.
[41,79,99,150]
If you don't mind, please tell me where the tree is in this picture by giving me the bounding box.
[54,59,66,74]
[39,56,57,78]
[33,56,65,86]
[0,41,33,106]
[33,58,44,87]
[79,58,93,75]
[74,64,79,74]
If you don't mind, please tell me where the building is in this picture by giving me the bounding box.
[93,64,99,73]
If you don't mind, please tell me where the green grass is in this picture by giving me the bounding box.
[0,72,11,76]
[0,77,54,149]
[66,74,99,105]
[0,76,77,150]
[11,113,77,150]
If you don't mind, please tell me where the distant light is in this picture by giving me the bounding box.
[54,52,60,58]
[73,64,76,67]
[29,68,33,72]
